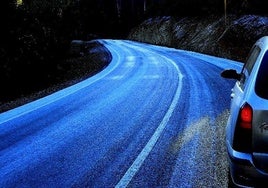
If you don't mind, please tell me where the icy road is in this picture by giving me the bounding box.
[0,40,243,187]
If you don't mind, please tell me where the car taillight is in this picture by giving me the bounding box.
[239,103,253,129]
[233,103,253,153]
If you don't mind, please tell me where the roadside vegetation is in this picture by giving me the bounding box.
[128,14,268,62]
[1,0,268,112]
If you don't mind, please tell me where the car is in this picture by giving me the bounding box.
[221,36,268,187]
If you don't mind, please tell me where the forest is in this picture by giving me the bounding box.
[1,0,267,103]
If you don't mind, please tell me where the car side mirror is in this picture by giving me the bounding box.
[221,69,241,80]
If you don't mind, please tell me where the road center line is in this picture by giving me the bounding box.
[115,51,183,188]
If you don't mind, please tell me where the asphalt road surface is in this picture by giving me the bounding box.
[0,40,243,187]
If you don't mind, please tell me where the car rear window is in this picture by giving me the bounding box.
[240,45,261,89]
[255,50,268,99]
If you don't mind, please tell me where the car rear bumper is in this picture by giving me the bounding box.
[227,141,268,187]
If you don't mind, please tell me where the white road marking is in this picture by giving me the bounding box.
[115,51,183,188]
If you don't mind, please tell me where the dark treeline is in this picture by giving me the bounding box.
[1,0,267,102]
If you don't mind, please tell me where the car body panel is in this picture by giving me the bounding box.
[253,110,268,154]
[226,81,244,147]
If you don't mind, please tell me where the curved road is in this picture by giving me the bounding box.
[0,40,242,187]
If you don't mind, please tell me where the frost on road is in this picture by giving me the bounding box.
[0,40,241,188]
[168,110,230,188]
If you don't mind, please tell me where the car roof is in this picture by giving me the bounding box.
[256,36,268,51]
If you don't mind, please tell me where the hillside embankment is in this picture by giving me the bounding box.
[127,15,268,62]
